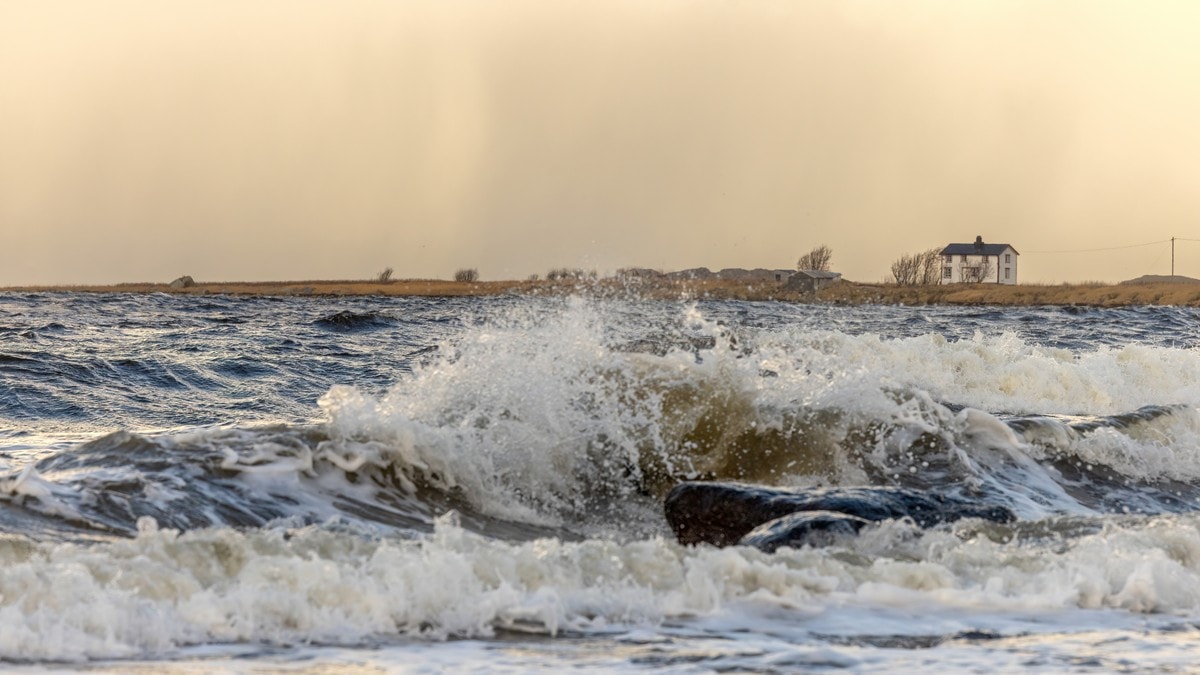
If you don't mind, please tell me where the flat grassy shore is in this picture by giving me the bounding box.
[6,278,1200,307]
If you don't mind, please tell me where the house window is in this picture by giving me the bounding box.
[1005,268,1011,279]
[943,266,952,279]
[1005,254,1011,263]
[960,255,967,263]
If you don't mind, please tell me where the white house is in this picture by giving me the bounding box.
[940,236,1019,285]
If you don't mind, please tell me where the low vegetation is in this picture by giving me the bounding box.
[454,268,479,282]
[546,268,597,281]
[812,281,1200,307]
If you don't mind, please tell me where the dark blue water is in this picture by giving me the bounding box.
[4,292,1200,668]
[0,293,482,432]
[4,292,1195,435]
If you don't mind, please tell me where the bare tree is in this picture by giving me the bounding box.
[375,267,394,283]
[918,247,943,285]
[891,247,944,286]
[454,268,479,282]
[797,245,833,272]
[891,253,921,286]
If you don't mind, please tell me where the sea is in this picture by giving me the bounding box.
[3,290,1200,673]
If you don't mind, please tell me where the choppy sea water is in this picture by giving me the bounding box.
[3,291,1200,672]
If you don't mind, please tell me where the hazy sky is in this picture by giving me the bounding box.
[3,1,1200,285]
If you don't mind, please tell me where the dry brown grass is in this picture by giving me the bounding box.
[7,278,1200,307]
[813,281,1200,307]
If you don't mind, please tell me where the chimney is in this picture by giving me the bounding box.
[974,235,984,251]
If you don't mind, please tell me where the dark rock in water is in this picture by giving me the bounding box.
[315,310,394,330]
[318,310,363,327]
[664,481,1015,548]
[738,510,870,552]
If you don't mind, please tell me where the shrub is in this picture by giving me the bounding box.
[454,268,479,282]
[376,267,394,283]
[547,268,586,281]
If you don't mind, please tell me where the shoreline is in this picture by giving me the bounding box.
[4,278,1200,307]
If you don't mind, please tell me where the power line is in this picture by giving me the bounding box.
[1023,239,1171,254]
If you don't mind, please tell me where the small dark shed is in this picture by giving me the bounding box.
[785,270,842,293]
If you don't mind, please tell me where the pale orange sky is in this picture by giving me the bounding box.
[3,0,1200,285]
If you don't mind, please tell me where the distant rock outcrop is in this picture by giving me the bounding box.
[715,268,794,282]
[1120,275,1200,285]
[169,275,195,289]
[664,267,714,280]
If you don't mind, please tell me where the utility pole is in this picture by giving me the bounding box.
[1172,237,1176,277]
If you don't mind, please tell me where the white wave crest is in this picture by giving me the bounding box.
[4,513,1200,661]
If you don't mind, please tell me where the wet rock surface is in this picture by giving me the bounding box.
[738,510,871,552]
[664,481,1015,550]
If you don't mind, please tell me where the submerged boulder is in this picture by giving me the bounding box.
[664,481,1014,550]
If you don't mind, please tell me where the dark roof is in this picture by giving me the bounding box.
[941,243,1019,256]
[793,270,842,279]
